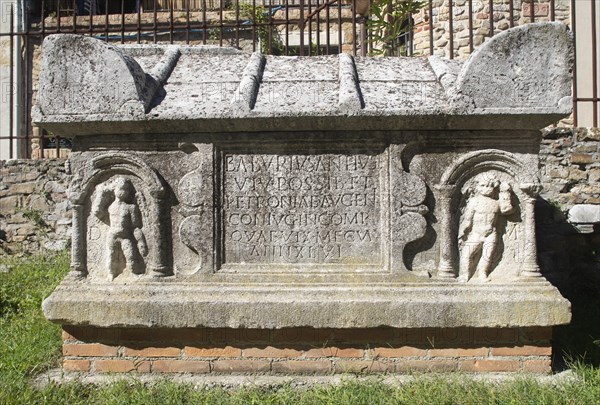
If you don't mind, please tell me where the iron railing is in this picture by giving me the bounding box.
[0,0,595,159]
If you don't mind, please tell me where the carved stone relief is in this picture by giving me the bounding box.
[220,149,386,270]
[38,28,574,330]
[89,177,148,279]
[389,144,429,272]
[457,175,516,282]
[70,152,170,280]
[175,143,214,275]
[215,143,428,273]
[436,149,541,282]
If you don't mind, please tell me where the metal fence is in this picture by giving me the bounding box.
[0,0,597,159]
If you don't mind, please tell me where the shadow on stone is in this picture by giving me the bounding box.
[536,197,600,370]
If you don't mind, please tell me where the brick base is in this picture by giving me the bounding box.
[61,326,553,374]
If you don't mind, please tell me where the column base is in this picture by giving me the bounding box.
[521,270,543,278]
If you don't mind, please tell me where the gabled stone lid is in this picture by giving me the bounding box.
[33,23,572,135]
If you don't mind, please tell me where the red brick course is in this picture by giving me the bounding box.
[491,345,552,357]
[123,346,181,358]
[243,347,302,358]
[460,359,521,372]
[94,359,151,373]
[429,348,489,357]
[153,360,210,373]
[371,346,426,358]
[63,359,91,372]
[60,326,554,375]
[272,360,332,374]
[63,343,118,357]
[523,359,552,373]
[397,359,458,372]
[305,347,364,358]
[335,360,394,373]
[212,359,272,373]
[184,346,241,358]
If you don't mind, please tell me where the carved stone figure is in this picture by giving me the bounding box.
[458,179,514,282]
[92,177,147,278]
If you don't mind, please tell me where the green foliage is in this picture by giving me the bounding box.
[367,0,423,56]
[16,371,600,404]
[239,2,284,55]
[208,28,221,42]
[0,251,69,402]
[18,207,48,229]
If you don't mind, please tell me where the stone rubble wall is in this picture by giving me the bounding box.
[0,159,72,256]
[60,326,552,374]
[537,127,600,279]
[540,127,600,207]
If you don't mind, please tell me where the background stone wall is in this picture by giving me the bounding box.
[0,159,71,257]
[536,127,600,279]
[540,127,600,207]
[412,0,571,59]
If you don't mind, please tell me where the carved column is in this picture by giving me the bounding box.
[70,204,87,278]
[519,183,542,277]
[147,194,171,277]
[435,185,456,278]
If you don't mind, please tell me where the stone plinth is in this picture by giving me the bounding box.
[36,23,573,374]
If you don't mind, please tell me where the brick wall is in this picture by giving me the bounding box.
[61,326,553,374]
[412,0,571,59]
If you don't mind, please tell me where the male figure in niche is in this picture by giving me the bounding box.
[458,179,514,282]
[92,177,147,279]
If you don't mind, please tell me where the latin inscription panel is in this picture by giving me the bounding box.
[221,149,386,269]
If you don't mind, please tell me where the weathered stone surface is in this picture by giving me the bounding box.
[568,204,600,224]
[33,23,572,135]
[577,127,600,142]
[452,23,572,115]
[42,281,570,329]
[35,35,180,118]
[222,151,385,268]
[40,133,571,328]
[0,195,19,213]
[38,24,572,331]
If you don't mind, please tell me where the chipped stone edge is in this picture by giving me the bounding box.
[452,22,573,115]
[42,281,571,329]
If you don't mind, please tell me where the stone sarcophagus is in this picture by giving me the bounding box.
[37,24,572,374]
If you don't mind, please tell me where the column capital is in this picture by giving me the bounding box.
[519,183,542,198]
[434,184,454,198]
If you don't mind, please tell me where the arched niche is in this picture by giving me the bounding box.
[435,149,542,281]
[69,153,171,279]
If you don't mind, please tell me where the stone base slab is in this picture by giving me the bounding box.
[60,326,554,374]
[43,279,571,329]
